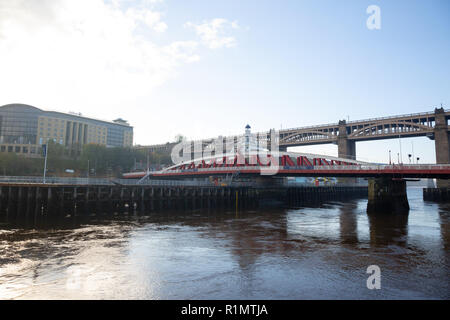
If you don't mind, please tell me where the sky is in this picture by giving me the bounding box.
[0,0,449,164]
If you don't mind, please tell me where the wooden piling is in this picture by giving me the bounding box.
[0,183,368,224]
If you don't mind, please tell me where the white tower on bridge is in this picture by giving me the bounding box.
[245,124,251,153]
[238,124,268,154]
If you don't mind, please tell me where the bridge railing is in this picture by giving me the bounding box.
[116,179,226,187]
[157,164,450,174]
[0,175,258,187]
[345,110,443,125]
[0,176,111,185]
[279,110,448,133]
[313,164,450,171]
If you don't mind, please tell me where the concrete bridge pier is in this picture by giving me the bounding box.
[434,107,450,188]
[338,138,356,160]
[337,120,356,184]
[367,178,409,214]
[337,120,356,160]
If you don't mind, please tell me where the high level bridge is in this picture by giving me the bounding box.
[139,107,450,165]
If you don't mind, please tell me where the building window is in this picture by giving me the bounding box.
[30,147,36,154]
[0,146,5,152]
[23,146,28,153]
[15,146,20,153]
[8,146,13,152]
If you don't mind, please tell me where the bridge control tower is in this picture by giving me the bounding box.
[244,124,251,154]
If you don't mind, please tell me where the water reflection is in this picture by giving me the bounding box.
[339,202,358,245]
[0,189,448,299]
[438,203,450,276]
[438,203,450,252]
[367,212,409,247]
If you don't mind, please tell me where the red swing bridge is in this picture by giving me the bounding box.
[122,151,450,214]
[123,151,450,180]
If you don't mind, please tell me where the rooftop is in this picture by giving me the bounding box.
[0,103,132,127]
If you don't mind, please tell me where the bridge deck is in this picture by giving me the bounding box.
[126,165,450,179]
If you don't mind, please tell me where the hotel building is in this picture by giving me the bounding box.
[0,103,133,157]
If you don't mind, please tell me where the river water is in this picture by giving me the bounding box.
[0,187,448,299]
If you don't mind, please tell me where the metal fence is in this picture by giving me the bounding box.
[0,176,105,185]
[0,176,255,187]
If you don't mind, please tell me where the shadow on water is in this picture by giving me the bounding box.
[367,212,409,248]
[339,202,359,245]
[438,202,450,254]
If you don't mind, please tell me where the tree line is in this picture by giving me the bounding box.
[0,141,173,177]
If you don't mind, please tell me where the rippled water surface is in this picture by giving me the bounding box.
[0,188,448,299]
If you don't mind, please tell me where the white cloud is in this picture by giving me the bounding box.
[0,0,242,147]
[185,18,239,49]
[125,8,168,32]
[153,21,168,32]
[164,41,200,63]
[0,0,198,114]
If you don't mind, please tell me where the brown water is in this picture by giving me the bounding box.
[0,188,448,299]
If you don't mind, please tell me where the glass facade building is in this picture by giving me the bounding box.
[0,104,133,157]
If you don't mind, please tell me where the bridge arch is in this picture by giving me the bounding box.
[349,121,433,138]
[280,130,335,145]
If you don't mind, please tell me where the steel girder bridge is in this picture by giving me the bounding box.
[138,107,450,166]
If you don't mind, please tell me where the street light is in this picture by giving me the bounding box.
[389,150,391,165]
[417,157,420,164]
[42,141,49,184]
[408,154,412,164]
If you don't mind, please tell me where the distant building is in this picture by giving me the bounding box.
[0,103,133,157]
[134,142,177,154]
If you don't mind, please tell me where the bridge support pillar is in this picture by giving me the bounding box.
[337,120,356,160]
[367,178,409,214]
[434,107,450,188]
[338,138,355,160]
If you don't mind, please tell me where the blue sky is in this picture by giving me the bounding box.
[0,0,449,163]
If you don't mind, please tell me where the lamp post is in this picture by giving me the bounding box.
[389,150,391,165]
[42,141,49,184]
